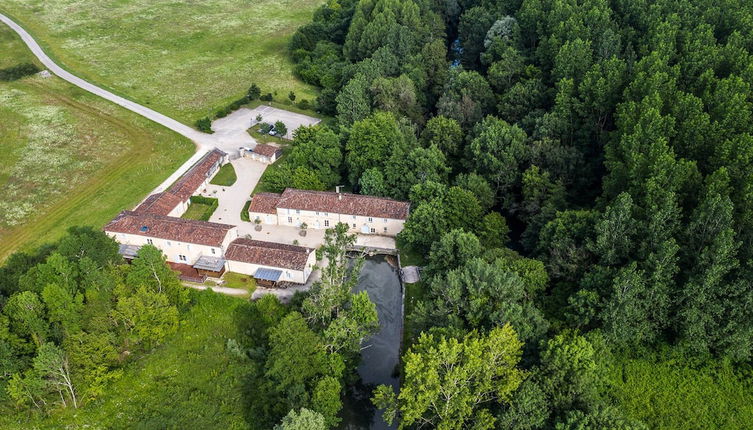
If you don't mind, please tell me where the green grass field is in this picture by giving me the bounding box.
[0,26,194,260]
[210,163,237,186]
[603,352,753,429]
[223,271,257,293]
[0,0,324,125]
[0,290,250,429]
[181,202,216,220]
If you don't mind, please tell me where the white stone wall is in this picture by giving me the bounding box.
[249,212,279,225]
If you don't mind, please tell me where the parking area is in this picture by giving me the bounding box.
[215,105,320,140]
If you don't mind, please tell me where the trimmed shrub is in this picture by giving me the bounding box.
[248,83,261,100]
[297,99,311,110]
[195,117,213,133]
[260,93,274,101]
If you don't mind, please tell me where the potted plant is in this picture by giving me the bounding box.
[254,217,263,231]
[299,222,308,237]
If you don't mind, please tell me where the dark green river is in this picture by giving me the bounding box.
[340,255,403,429]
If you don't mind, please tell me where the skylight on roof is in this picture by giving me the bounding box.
[140,225,149,232]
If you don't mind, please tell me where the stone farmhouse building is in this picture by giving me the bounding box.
[248,188,410,236]
[104,150,409,285]
[104,149,316,284]
[225,239,316,285]
[135,148,226,217]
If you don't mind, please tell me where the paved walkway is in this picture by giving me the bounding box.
[203,158,267,225]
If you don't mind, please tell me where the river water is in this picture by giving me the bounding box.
[339,255,403,429]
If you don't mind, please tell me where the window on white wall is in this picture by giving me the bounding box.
[167,241,171,246]
[384,218,388,223]
[368,217,373,222]
[324,220,330,227]
[370,228,375,233]
[384,227,388,233]
[179,255,187,262]
[296,209,300,214]
[147,239,153,245]
[211,248,216,255]
[288,217,293,223]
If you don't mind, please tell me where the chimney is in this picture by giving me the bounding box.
[336,185,342,200]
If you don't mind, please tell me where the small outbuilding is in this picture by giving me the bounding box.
[244,143,282,164]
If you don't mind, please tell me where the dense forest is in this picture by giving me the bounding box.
[3,0,753,428]
[283,0,753,427]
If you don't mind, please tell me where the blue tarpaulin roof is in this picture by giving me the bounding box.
[254,267,283,282]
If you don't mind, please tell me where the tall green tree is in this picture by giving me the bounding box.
[373,325,525,429]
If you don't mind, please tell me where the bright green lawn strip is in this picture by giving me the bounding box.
[0,291,250,429]
[603,352,753,429]
[241,200,252,222]
[0,0,324,124]
[210,163,237,186]
[181,202,216,221]
[223,271,257,293]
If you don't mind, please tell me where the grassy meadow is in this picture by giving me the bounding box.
[0,26,194,260]
[603,352,753,429]
[0,0,324,124]
[0,291,250,429]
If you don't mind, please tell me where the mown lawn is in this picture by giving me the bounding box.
[223,271,257,293]
[0,26,194,260]
[0,290,251,429]
[603,351,753,429]
[182,201,218,221]
[0,0,324,124]
[210,163,237,186]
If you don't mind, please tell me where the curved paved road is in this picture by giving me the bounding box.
[0,12,215,148]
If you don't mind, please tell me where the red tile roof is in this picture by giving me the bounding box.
[104,211,234,247]
[248,193,281,214]
[277,188,410,220]
[167,149,226,201]
[225,238,313,270]
[133,193,183,216]
[253,143,282,158]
